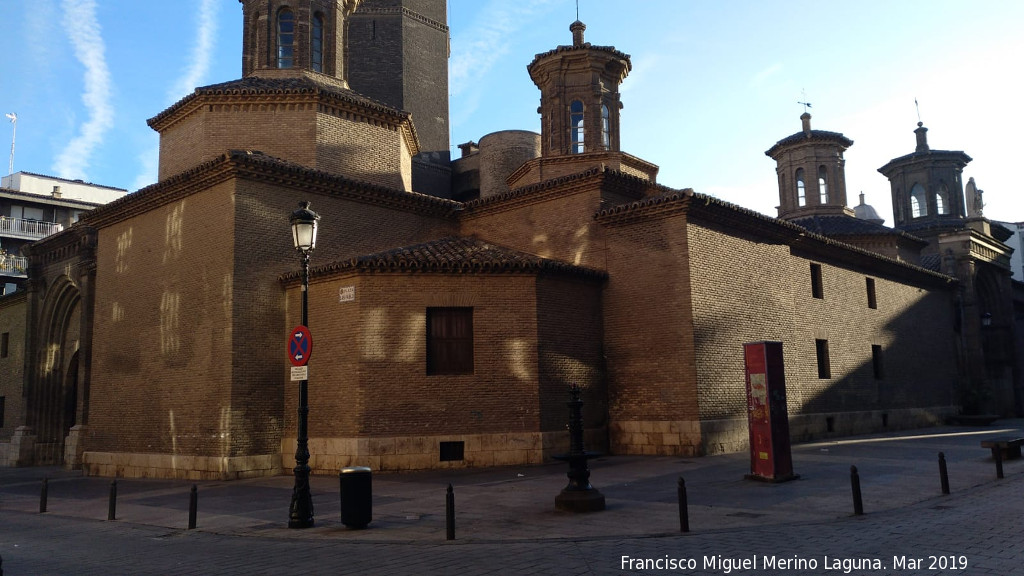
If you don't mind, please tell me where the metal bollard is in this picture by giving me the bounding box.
[188,484,198,530]
[40,478,48,513]
[677,476,690,533]
[994,446,1004,479]
[445,484,455,541]
[938,452,950,495]
[850,465,864,516]
[108,480,117,521]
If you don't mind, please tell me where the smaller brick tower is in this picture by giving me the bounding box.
[529,20,629,157]
[765,113,854,221]
[877,122,971,231]
[509,21,657,188]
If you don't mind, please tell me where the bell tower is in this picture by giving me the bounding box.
[877,122,971,231]
[238,0,361,82]
[528,20,630,157]
[765,113,854,221]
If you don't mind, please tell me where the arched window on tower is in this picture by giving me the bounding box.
[601,104,610,150]
[311,13,324,73]
[796,168,806,207]
[570,100,585,154]
[910,183,928,218]
[936,181,949,215]
[818,166,829,203]
[277,8,295,69]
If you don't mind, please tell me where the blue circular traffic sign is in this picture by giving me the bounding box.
[289,326,312,366]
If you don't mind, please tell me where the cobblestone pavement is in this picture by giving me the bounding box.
[1,423,1022,575]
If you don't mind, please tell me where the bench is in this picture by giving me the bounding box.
[980,437,1024,460]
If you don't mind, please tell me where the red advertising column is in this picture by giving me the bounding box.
[743,341,798,482]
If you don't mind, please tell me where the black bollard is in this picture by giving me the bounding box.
[677,476,689,533]
[994,446,1004,479]
[850,465,864,516]
[40,478,48,513]
[188,484,198,530]
[938,452,950,495]
[445,484,455,541]
[108,480,117,521]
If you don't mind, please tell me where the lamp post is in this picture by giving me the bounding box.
[288,201,319,529]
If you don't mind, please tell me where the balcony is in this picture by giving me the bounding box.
[0,254,28,278]
[0,216,64,240]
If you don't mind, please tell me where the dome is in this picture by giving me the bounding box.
[854,192,884,225]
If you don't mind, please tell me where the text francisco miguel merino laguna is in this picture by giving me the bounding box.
[621,554,968,573]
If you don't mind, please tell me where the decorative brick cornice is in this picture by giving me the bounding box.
[352,6,448,33]
[81,151,461,230]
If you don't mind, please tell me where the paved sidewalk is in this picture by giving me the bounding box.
[1,421,1022,574]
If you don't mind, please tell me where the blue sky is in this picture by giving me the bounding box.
[2,0,1023,225]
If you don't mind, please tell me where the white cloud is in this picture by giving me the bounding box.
[53,0,113,180]
[450,0,554,98]
[134,0,220,190]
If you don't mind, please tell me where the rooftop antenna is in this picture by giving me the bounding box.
[797,89,812,114]
[4,112,15,176]
[576,0,579,20]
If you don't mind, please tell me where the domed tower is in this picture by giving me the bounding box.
[509,21,658,188]
[765,113,854,220]
[239,0,361,81]
[877,122,971,231]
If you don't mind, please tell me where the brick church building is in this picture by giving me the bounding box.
[1,0,1020,477]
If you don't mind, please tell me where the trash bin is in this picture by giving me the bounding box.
[339,466,372,529]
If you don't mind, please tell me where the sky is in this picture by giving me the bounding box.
[2,0,1023,225]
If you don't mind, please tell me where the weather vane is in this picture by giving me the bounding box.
[797,89,812,114]
[914,98,922,124]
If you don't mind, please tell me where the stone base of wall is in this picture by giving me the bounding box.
[701,406,957,455]
[609,420,702,457]
[81,451,281,480]
[0,427,37,467]
[282,429,608,473]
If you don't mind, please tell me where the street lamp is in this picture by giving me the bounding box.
[288,201,319,529]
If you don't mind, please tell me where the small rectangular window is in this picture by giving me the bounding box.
[872,345,884,380]
[427,307,474,375]
[1,332,9,358]
[815,339,831,379]
[810,263,824,299]
[866,278,877,309]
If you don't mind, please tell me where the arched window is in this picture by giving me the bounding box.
[796,168,806,207]
[311,13,324,72]
[910,183,928,218]
[570,100,584,154]
[936,181,949,215]
[600,104,610,150]
[277,8,295,69]
[818,166,829,203]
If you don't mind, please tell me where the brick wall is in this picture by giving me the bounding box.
[0,291,27,442]
[686,218,958,453]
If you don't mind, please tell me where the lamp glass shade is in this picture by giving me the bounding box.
[290,202,320,253]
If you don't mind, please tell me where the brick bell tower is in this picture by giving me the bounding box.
[509,20,657,188]
[765,112,854,221]
[238,0,362,83]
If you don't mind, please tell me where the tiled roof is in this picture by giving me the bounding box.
[788,214,926,244]
[529,42,631,70]
[765,129,853,157]
[148,74,409,128]
[920,254,943,272]
[285,236,608,282]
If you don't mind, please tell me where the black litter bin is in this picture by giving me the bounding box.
[339,466,372,528]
